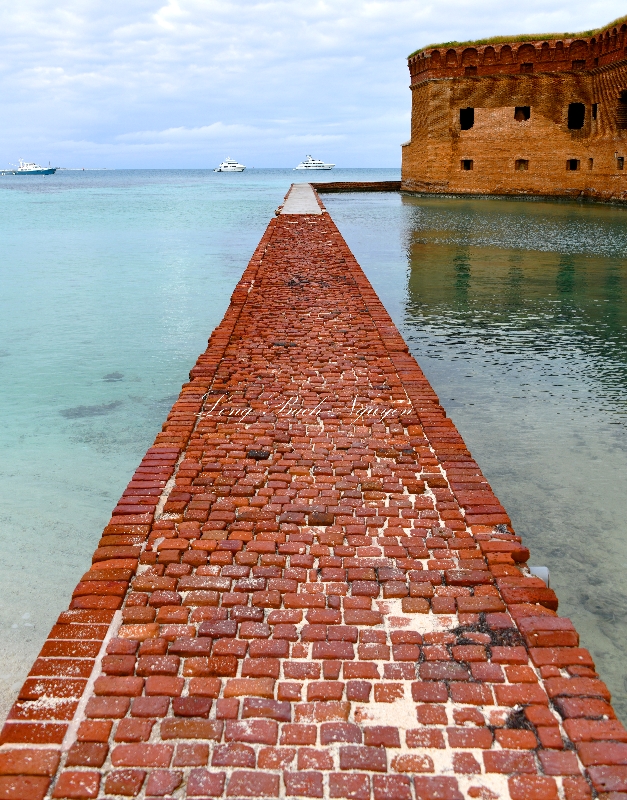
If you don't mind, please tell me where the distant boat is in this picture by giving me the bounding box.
[214,157,246,172]
[294,155,335,170]
[10,159,57,175]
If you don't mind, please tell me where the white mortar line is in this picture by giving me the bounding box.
[60,609,122,753]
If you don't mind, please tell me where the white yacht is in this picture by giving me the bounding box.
[214,157,246,172]
[294,155,335,170]
[3,159,57,175]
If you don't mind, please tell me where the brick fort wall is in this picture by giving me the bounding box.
[402,18,627,201]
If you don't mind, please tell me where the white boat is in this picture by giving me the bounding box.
[214,157,246,172]
[294,155,335,170]
[3,159,57,175]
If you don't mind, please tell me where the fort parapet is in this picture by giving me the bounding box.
[402,17,627,201]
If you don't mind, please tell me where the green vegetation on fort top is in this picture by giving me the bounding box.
[409,13,627,58]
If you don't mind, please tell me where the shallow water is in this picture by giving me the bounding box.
[0,168,397,719]
[1,172,626,723]
[326,192,627,720]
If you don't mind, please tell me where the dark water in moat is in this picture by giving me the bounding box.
[0,170,626,721]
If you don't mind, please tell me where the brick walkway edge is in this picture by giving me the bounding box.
[1,185,624,800]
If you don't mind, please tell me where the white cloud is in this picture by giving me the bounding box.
[0,0,624,167]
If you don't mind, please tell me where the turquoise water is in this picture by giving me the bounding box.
[0,169,397,718]
[1,172,626,723]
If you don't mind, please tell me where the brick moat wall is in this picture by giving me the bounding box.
[402,21,627,201]
[1,186,625,800]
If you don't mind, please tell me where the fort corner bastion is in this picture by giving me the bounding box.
[402,16,627,201]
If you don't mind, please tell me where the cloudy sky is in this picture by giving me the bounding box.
[0,0,624,168]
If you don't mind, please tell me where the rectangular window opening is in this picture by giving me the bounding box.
[461,159,474,171]
[514,106,531,122]
[592,103,598,120]
[460,107,474,130]
[566,159,580,171]
[617,90,627,130]
[588,158,594,170]
[572,59,586,70]
[520,63,533,73]
[618,156,625,170]
[515,159,529,171]
[568,103,585,129]
[465,65,477,75]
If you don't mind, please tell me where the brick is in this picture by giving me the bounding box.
[144,676,184,696]
[172,696,212,717]
[52,772,100,798]
[364,726,401,747]
[145,770,182,796]
[414,777,463,800]
[131,696,170,716]
[65,742,108,767]
[419,662,470,681]
[242,697,291,721]
[187,769,225,796]
[539,750,581,774]
[412,682,448,702]
[373,775,412,800]
[173,743,209,766]
[545,677,610,699]
[226,770,279,797]
[114,718,154,742]
[224,677,275,697]
[160,718,222,740]
[508,776,558,800]
[103,769,145,796]
[258,747,296,769]
[563,718,627,742]
[483,750,536,773]
[392,754,434,772]
[93,676,143,696]
[556,697,615,719]
[0,750,60,776]
[562,777,593,800]
[339,745,387,771]
[494,684,548,706]
[456,595,505,612]
[452,752,481,774]
[111,743,173,767]
[329,773,370,800]
[449,682,492,705]
[85,696,130,718]
[225,719,278,744]
[447,727,493,748]
[1,723,68,746]
[321,722,362,744]
[280,724,317,745]
[406,729,446,748]
[0,776,50,800]
[284,771,324,798]
[212,743,256,767]
[495,729,538,749]
[588,765,627,792]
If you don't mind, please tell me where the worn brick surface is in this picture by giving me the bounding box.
[1,184,624,798]
[402,19,627,202]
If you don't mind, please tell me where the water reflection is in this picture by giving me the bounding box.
[327,192,627,720]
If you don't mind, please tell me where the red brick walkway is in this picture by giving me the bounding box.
[1,186,624,800]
